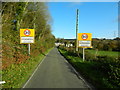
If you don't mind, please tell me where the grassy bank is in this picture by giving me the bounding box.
[2,48,53,88]
[86,50,119,58]
[58,48,120,89]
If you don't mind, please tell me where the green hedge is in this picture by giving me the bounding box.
[58,46,120,88]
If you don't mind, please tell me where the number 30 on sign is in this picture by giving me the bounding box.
[20,29,35,44]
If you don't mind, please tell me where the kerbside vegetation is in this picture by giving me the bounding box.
[2,2,55,88]
[57,38,120,89]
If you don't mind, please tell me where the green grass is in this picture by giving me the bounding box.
[86,50,119,58]
[59,49,118,89]
[2,48,53,88]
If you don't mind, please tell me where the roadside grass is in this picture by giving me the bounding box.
[59,49,118,89]
[86,50,119,58]
[2,48,53,88]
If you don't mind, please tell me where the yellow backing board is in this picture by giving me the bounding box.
[20,29,35,44]
[20,29,35,37]
[78,33,92,41]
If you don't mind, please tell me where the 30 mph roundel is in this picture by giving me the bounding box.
[24,29,31,36]
[81,33,88,40]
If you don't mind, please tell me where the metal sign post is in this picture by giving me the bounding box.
[83,48,85,61]
[28,44,30,55]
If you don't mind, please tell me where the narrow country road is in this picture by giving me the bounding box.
[23,48,91,89]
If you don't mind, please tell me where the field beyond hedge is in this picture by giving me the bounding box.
[86,50,119,58]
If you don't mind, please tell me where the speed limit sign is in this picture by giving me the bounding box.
[20,29,35,44]
[81,33,88,40]
[24,29,31,36]
[78,33,92,48]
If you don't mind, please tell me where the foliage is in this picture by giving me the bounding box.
[56,37,119,52]
[58,46,120,89]
[2,48,52,88]
[2,2,55,69]
[92,38,119,51]
[82,50,120,88]
[2,2,55,88]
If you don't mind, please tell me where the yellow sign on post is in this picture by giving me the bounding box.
[78,33,92,48]
[20,29,35,44]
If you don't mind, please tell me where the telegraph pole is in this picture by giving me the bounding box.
[76,9,79,52]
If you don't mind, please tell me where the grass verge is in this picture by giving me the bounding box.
[58,48,119,89]
[86,50,119,58]
[2,47,53,88]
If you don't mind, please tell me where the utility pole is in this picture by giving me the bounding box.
[76,9,79,52]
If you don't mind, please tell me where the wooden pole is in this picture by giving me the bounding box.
[76,9,79,52]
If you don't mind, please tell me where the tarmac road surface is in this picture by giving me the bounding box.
[23,48,92,89]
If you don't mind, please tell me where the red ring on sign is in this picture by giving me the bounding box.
[24,29,31,36]
[81,33,88,40]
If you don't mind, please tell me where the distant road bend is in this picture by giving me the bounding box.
[23,48,93,89]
